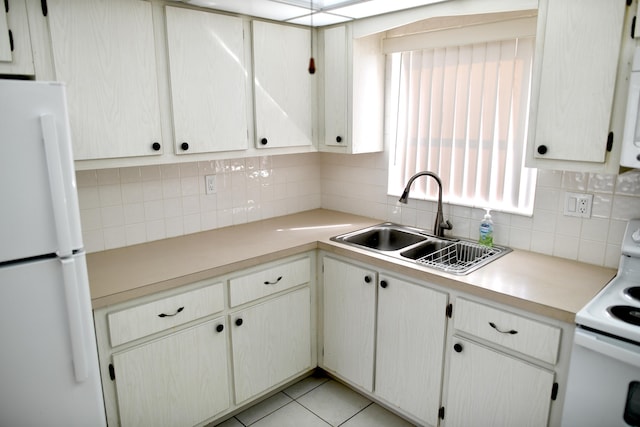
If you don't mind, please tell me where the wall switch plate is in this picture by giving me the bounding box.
[564,192,593,218]
[205,175,216,195]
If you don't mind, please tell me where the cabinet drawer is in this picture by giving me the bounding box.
[230,257,310,307]
[453,298,561,365]
[108,282,224,347]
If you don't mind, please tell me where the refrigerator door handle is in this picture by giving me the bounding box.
[60,257,89,382]
[40,114,74,257]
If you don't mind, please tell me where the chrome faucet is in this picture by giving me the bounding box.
[398,171,453,238]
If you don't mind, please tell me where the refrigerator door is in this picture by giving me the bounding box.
[0,80,83,262]
[0,254,106,427]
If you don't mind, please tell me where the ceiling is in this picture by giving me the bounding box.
[174,0,447,27]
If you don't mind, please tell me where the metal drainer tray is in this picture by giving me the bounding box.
[415,241,508,274]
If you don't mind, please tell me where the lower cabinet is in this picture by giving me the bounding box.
[231,287,312,403]
[321,255,448,426]
[444,337,554,427]
[112,319,230,427]
[93,253,315,427]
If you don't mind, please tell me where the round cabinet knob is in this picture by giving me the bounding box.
[260,138,268,146]
[336,136,343,143]
[364,275,372,283]
[537,145,548,155]
[453,343,463,353]
[235,318,243,327]
[380,280,388,289]
[151,142,161,151]
[180,142,189,151]
[216,324,224,333]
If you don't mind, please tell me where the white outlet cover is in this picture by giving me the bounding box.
[564,192,592,218]
[205,175,217,195]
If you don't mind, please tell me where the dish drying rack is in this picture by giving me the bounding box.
[414,241,506,274]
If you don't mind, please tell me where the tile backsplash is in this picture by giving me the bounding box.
[77,151,640,269]
[76,154,321,253]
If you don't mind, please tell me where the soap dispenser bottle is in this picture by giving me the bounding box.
[479,208,493,247]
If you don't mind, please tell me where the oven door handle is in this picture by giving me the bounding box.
[574,328,640,368]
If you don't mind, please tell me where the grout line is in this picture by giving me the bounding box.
[336,401,375,427]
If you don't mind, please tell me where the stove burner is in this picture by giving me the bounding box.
[625,287,640,303]
[608,305,640,327]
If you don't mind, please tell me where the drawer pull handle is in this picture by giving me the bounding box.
[264,276,283,285]
[489,322,518,335]
[158,306,184,318]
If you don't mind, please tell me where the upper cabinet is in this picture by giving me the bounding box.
[165,6,249,155]
[0,0,34,76]
[321,25,384,154]
[47,0,163,160]
[526,0,627,172]
[252,20,313,149]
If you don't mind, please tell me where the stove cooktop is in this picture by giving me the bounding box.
[576,219,640,343]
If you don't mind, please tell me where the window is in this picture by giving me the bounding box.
[386,17,538,215]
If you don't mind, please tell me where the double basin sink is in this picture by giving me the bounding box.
[331,223,511,275]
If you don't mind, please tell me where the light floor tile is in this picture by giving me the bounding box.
[213,417,243,427]
[341,403,416,427]
[297,381,371,426]
[283,373,330,399]
[235,392,292,426]
[251,402,331,427]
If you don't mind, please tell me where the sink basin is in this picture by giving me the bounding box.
[339,225,427,251]
[331,223,511,275]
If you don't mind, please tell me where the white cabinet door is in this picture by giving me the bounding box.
[112,319,230,427]
[375,275,448,426]
[528,0,625,165]
[320,25,384,154]
[323,25,347,148]
[48,0,163,160]
[231,287,312,404]
[165,6,248,155]
[445,337,554,427]
[322,257,376,392]
[252,20,312,148]
[0,0,34,75]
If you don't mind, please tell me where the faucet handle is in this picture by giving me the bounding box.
[441,220,453,231]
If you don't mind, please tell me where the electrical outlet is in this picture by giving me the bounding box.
[205,175,216,195]
[564,192,593,218]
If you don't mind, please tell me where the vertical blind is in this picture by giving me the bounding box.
[388,37,537,215]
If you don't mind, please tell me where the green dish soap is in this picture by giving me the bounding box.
[479,208,493,247]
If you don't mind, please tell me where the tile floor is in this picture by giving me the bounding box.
[213,372,416,427]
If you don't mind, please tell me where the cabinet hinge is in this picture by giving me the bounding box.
[446,303,453,318]
[4,0,8,14]
[40,0,47,17]
[7,29,12,51]
[438,406,445,420]
[607,132,614,152]
[551,382,559,401]
[632,16,637,38]
[109,363,116,381]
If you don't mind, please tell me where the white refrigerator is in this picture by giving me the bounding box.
[0,80,106,426]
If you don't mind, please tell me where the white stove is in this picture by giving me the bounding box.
[576,218,640,343]
[562,219,640,427]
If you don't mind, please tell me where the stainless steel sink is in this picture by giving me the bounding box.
[331,223,511,275]
[337,224,428,251]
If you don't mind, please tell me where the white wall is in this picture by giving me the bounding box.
[77,148,640,269]
[320,150,640,269]
[76,154,321,253]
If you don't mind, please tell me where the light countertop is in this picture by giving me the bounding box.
[87,209,616,322]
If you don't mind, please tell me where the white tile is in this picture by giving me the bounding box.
[146,219,166,242]
[124,223,146,246]
[119,167,142,184]
[251,402,330,427]
[283,373,330,399]
[142,180,163,201]
[341,403,415,427]
[97,168,120,185]
[235,392,292,426]
[122,182,143,204]
[78,186,100,209]
[123,203,145,224]
[578,239,606,266]
[297,380,371,426]
[101,205,124,228]
[76,170,98,187]
[162,178,181,199]
[98,184,122,207]
[580,218,609,242]
[213,416,243,427]
[103,226,126,250]
[80,208,102,231]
